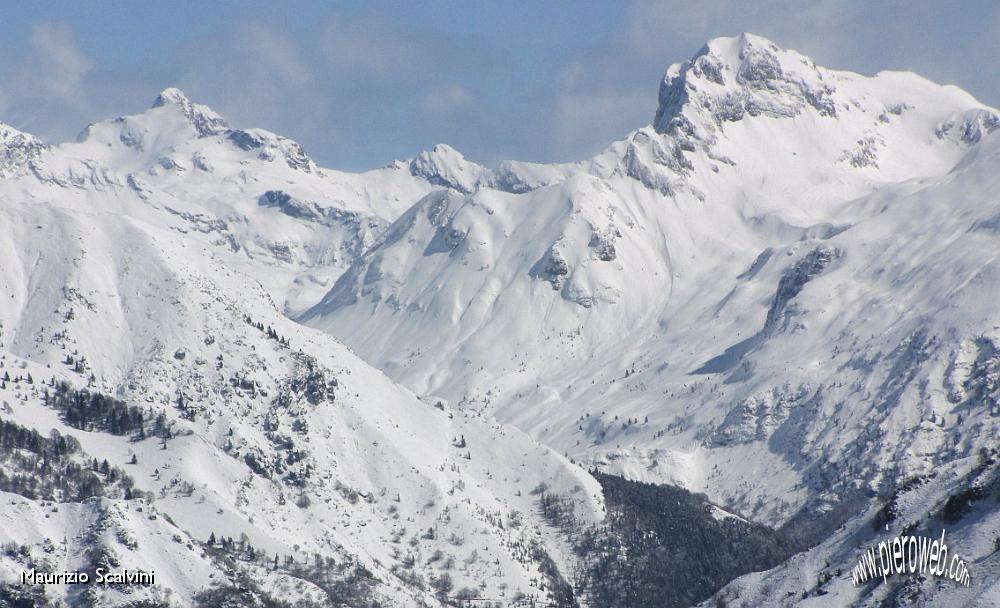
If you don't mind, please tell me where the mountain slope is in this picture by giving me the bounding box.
[0,104,604,606]
[300,33,1000,604]
[301,32,999,504]
[8,88,576,319]
[699,127,1000,608]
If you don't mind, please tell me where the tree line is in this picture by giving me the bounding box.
[0,418,141,502]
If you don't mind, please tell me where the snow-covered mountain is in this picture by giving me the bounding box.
[0,89,606,607]
[301,33,1000,605]
[11,87,573,319]
[2,31,1000,607]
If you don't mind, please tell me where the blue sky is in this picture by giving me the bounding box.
[1,1,997,170]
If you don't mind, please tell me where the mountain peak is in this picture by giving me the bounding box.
[408,143,484,193]
[704,32,785,59]
[151,86,228,137]
[0,121,45,177]
[653,33,836,134]
[151,87,192,108]
[423,143,466,160]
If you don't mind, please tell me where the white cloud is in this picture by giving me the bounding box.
[26,22,93,107]
[0,21,100,138]
[422,84,475,115]
[320,15,428,77]
[551,90,650,159]
[236,23,311,87]
[169,22,322,146]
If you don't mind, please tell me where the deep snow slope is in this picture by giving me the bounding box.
[301,34,1000,604]
[0,107,603,606]
[702,133,1000,607]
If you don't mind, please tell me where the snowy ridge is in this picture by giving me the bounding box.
[409,144,579,195]
[150,87,230,137]
[0,122,46,178]
[13,88,582,318]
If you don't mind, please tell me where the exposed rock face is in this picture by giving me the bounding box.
[409,144,483,193]
[0,124,46,177]
[765,246,841,331]
[152,87,229,137]
[654,33,840,136]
